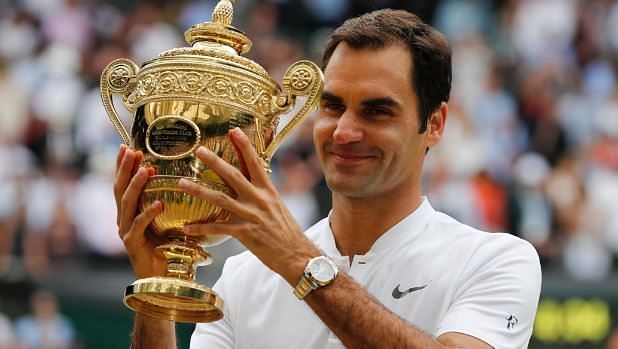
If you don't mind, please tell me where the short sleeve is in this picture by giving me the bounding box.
[190,260,235,349]
[435,236,542,349]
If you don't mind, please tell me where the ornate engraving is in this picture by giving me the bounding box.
[262,60,323,160]
[236,81,255,103]
[158,71,179,93]
[109,65,132,89]
[137,75,155,95]
[123,64,279,118]
[184,72,205,93]
[208,76,232,97]
[100,58,139,145]
[290,67,313,92]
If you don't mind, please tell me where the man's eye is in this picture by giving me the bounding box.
[322,103,344,113]
[364,107,391,117]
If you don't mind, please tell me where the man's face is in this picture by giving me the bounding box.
[313,43,431,199]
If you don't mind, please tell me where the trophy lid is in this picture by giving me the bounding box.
[157,0,269,79]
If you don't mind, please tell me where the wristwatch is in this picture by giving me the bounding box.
[293,256,339,299]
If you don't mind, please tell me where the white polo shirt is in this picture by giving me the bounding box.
[191,198,542,349]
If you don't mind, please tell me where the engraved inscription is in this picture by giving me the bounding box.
[151,123,194,154]
[146,116,201,160]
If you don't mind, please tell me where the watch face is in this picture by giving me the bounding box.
[309,257,335,283]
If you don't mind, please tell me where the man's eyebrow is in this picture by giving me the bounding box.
[321,93,402,111]
[362,97,402,111]
[320,92,343,103]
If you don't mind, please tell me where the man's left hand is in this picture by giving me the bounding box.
[179,127,320,285]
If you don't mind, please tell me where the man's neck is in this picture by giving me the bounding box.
[329,192,423,257]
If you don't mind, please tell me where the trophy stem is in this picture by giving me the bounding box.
[156,237,212,281]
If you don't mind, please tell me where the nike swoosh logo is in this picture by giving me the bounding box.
[392,283,428,299]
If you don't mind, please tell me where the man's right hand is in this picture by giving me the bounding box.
[114,144,166,279]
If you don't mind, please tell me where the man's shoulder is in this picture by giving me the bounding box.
[428,209,540,266]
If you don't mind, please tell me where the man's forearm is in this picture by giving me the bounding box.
[305,272,447,349]
[131,314,177,349]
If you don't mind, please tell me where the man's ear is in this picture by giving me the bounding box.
[425,101,448,148]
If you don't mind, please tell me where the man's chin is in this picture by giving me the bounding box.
[325,177,374,198]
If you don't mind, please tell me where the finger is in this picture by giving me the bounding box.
[132,151,155,178]
[116,144,128,174]
[123,200,163,246]
[229,127,270,187]
[178,178,257,220]
[229,129,249,178]
[119,167,150,234]
[132,151,144,175]
[195,146,258,199]
[183,221,243,241]
[114,149,136,214]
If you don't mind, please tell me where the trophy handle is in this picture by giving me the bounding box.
[261,60,324,161]
[100,58,140,146]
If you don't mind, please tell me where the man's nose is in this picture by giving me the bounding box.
[333,111,363,144]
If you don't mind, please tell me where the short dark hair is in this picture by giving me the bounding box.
[322,9,452,133]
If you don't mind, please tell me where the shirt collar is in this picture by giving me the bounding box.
[314,197,435,258]
[367,197,434,254]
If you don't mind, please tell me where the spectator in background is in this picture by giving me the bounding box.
[14,290,75,349]
[70,148,127,259]
[0,310,20,349]
[22,165,77,279]
[510,152,553,258]
[0,177,21,275]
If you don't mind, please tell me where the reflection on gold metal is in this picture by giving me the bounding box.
[100,0,323,323]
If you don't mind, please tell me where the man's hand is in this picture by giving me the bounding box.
[178,128,321,285]
[114,145,166,279]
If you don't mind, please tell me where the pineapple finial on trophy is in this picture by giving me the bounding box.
[212,0,234,26]
[184,0,251,55]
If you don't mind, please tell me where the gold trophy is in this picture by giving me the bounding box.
[100,0,323,323]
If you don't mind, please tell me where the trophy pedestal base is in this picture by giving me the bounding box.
[124,276,224,323]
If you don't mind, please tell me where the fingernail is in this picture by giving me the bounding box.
[183,225,192,234]
[137,167,150,179]
[197,146,213,159]
[152,200,162,210]
[178,178,190,188]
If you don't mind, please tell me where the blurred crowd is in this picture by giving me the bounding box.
[0,0,617,346]
[0,290,75,349]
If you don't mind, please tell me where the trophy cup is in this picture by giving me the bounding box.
[100,0,323,323]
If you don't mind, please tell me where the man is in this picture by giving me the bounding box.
[115,9,541,349]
